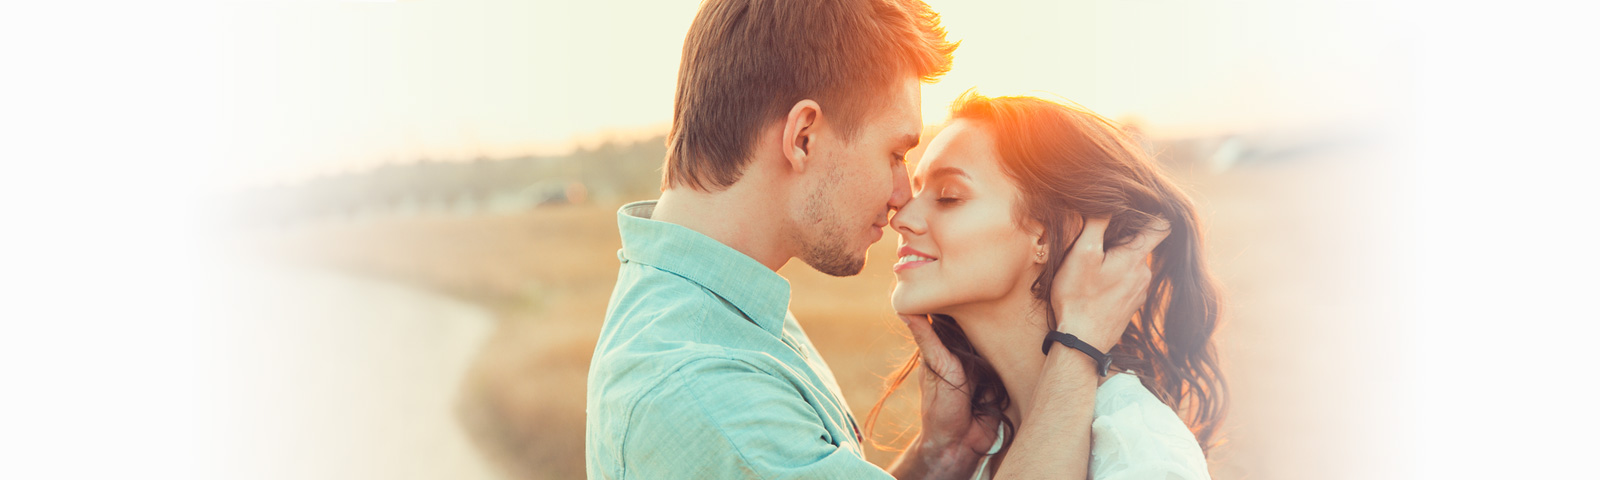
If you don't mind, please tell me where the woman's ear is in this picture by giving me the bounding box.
[782,100,822,173]
[1031,221,1050,264]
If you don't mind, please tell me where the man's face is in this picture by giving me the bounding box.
[793,75,920,277]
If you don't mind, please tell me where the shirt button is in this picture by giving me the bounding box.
[616,249,629,263]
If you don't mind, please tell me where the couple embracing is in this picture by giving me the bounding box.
[586,0,1225,478]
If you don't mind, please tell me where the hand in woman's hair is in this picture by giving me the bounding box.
[1051,216,1171,352]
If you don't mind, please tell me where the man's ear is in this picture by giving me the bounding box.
[781,100,822,173]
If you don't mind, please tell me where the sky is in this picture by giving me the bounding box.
[218,0,1409,187]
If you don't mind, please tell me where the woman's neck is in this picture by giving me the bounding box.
[951,297,1117,433]
[952,293,1123,475]
[945,296,1051,428]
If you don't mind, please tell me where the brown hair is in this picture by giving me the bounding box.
[663,0,958,192]
[867,92,1228,455]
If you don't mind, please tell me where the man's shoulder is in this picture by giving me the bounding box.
[601,264,735,349]
[630,355,780,405]
[597,355,806,447]
[586,348,792,457]
[607,259,726,319]
[589,272,783,407]
[588,327,786,408]
[601,259,775,351]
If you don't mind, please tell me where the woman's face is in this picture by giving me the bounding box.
[890,119,1043,316]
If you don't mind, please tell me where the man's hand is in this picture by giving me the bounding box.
[888,314,1000,480]
[889,217,1171,479]
[1050,216,1171,352]
[982,216,1172,480]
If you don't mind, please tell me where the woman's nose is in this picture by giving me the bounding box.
[890,198,926,236]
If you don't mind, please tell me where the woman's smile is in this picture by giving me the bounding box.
[894,246,939,272]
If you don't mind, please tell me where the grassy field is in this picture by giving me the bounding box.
[257,141,1415,479]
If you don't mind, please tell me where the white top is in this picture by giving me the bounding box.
[971,373,1211,480]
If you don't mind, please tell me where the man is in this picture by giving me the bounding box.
[586,0,1162,477]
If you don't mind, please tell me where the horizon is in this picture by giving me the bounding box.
[221,0,1408,188]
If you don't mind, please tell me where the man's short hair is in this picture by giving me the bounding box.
[663,0,958,192]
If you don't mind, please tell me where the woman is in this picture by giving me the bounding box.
[867,92,1227,479]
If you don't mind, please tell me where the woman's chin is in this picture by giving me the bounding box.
[889,289,910,313]
[890,288,937,315]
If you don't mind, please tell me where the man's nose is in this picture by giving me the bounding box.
[888,163,912,211]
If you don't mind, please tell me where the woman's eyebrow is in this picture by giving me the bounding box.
[913,166,971,190]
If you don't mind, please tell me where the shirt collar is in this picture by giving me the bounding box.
[615,200,791,337]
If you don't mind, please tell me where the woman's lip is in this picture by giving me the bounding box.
[897,245,937,259]
[893,259,934,272]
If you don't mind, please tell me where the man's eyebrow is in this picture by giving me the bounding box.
[913,166,971,190]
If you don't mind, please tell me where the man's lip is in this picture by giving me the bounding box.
[896,246,937,259]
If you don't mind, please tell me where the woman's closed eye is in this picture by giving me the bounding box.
[935,186,964,205]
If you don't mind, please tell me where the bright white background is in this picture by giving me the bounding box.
[0,1,1596,478]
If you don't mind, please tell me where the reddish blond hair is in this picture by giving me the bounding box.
[663,0,958,192]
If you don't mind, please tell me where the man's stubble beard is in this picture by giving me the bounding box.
[797,166,867,277]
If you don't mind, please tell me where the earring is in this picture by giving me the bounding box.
[1036,250,1045,259]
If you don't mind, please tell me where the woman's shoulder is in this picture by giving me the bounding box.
[1088,373,1211,479]
[1092,372,1166,415]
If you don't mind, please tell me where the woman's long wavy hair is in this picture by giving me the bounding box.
[866,92,1228,455]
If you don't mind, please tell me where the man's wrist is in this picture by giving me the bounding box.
[909,433,982,480]
[1041,337,1099,377]
[1043,331,1111,377]
[1052,310,1117,352]
[1032,336,1105,406]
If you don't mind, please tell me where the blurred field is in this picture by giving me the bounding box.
[256,136,1413,479]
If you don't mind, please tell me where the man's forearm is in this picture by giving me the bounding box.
[888,438,929,480]
[889,433,977,480]
[992,345,1100,479]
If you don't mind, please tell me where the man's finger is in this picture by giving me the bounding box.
[1106,215,1171,268]
[1071,217,1110,259]
[901,314,956,371]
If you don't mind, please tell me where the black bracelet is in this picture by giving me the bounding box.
[1041,331,1112,377]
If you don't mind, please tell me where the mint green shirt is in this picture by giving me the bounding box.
[585,201,892,479]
